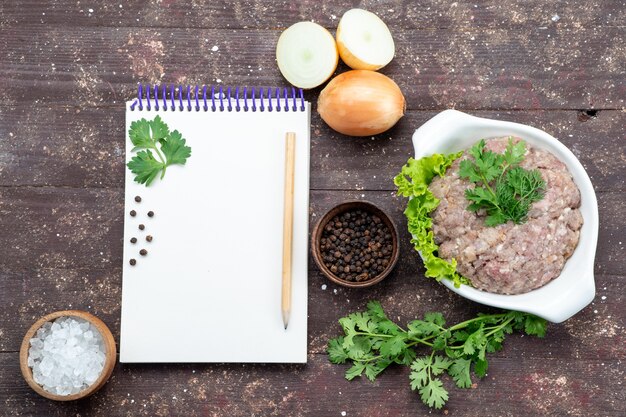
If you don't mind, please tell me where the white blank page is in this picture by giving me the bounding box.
[120,100,310,363]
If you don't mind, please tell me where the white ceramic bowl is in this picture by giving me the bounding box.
[412,110,598,323]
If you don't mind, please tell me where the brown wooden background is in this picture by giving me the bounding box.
[0,1,624,416]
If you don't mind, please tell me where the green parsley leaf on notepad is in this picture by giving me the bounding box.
[127,115,192,186]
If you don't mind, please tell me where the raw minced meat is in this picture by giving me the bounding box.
[429,137,583,295]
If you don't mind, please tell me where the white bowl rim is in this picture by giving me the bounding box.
[411,109,598,323]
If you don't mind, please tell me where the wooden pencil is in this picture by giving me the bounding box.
[282,132,296,330]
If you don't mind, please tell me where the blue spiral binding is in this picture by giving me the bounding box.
[130,83,306,112]
[178,85,184,111]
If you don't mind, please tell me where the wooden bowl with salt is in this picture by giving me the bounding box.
[19,310,116,401]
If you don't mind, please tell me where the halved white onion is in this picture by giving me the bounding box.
[276,22,338,89]
[336,9,395,71]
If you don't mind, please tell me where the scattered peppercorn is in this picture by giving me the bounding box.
[130,210,136,217]
[146,235,153,242]
[138,224,145,230]
[147,211,154,217]
[129,259,136,266]
[319,209,394,282]
[130,237,137,244]
[139,249,147,256]
[135,196,142,202]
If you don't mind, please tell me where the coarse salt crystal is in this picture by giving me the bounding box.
[211,45,219,52]
[28,317,105,396]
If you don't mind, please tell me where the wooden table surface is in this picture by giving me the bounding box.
[1,1,624,416]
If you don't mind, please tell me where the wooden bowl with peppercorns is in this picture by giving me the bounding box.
[312,201,399,288]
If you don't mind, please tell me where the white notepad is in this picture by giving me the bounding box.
[120,86,310,363]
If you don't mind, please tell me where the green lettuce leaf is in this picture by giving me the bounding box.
[393,152,471,288]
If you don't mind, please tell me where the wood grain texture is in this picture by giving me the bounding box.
[0,0,625,415]
[0,188,622,278]
[0,26,624,109]
[1,354,625,416]
[2,0,625,29]
[0,106,624,191]
[0,190,623,358]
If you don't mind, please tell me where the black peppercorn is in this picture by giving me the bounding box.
[130,237,137,244]
[147,211,154,217]
[135,196,142,202]
[319,208,394,283]
[138,224,145,230]
[129,259,136,266]
[139,249,147,256]
[146,235,153,242]
[130,210,136,217]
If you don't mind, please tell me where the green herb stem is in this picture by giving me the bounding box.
[447,313,508,332]
[327,301,547,411]
[151,144,168,179]
[480,173,498,200]
[353,331,394,338]
[354,355,383,363]
[407,339,434,348]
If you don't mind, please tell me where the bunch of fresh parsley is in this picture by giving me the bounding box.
[328,301,547,410]
[127,115,192,186]
[459,138,545,226]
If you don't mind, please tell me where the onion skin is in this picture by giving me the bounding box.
[317,70,405,137]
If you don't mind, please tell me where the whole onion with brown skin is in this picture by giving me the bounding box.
[317,70,405,136]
